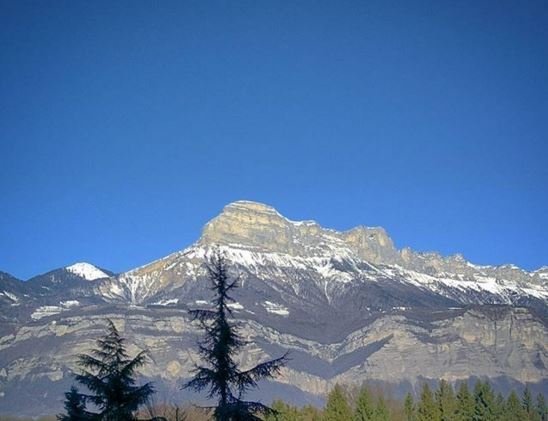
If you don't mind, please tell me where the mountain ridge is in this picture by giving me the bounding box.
[2,200,545,283]
[0,200,546,416]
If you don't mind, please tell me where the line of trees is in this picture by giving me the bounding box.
[263,380,547,421]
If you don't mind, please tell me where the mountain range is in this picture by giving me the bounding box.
[0,200,546,416]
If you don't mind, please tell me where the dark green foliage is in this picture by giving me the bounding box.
[523,386,536,420]
[504,390,526,421]
[300,404,323,421]
[51,378,548,421]
[323,384,352,421]
[264,400,298,421]
[404,392,415,421]
[493,393,505,420]
[417,383,440,421]
[75,319,154,421]
[455,382,474,421]
[354,386,375,421]
[536,393,547,421]
[184,251,288,421]
[57,386,91,421]
[473,380,496,421]
[435,380,456,421]
[374,396,390,421]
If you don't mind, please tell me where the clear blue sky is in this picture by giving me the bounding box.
[1,0,547,279]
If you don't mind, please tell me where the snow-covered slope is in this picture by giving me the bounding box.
[0,201,546,417]
[95,201,547,313]
[65,262,109,281]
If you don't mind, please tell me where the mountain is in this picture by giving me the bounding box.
[0,272,27,308]
[0,201,546,416]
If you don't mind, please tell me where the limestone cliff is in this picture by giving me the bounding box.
[0,200,546,416]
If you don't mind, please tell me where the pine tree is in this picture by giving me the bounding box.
[57,386,91,421]
[455,382,474,421]
[404,392,415,421]
[417,383,440,421]
[536,393,547,421]
[523,386,535,419]
[75,319,154,421]
[300,404,323,421]
[323,384,352,421]
[493,392,505,420]
[504,390,526,421]
[374,395,390,421]
[473,380,495,421]
[184,251,288,421]
[354,386,375,421]
[264,400,297,421]
[436,380,456,421]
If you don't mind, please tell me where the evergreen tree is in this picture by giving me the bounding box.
[455,382,474,421]
[404,392,415,421]
[75,319,154,421]
[323,384,352,421]
[184,251,288,421]
[504,390,526,421]
[264,400,297,421]
[493,392,505,420]
[536,393,547,421]
[374,395,390,421]
[523,386,534,419]
[473,380,495,421]
[354,386,375,421]
[436,380,456,421]
[417,383,440,421]
[57,386,91,421]
[300,404,323,421]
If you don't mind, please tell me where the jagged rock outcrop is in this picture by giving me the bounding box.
[0,200,546,416]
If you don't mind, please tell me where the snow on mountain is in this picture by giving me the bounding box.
[65,262,109,281]
[91,201,547,310]
[0,200,546,417]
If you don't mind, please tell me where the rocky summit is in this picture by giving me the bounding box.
[0,201,546,416]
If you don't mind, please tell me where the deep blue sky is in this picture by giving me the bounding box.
[1,1,547,279]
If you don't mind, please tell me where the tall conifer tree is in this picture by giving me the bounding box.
[374,395,390,421]
[323,384,352,421]
[184,251,287,421]
[436,380,456,421]
[523,386,534,419]
[455,382,474,421]
[473,380,495,421]
[75,319,154,421]
[404,392,415,421]
[536,393,547,421]
[505,390,526,421]
[354,386,375,421]
[57,386,91,421]
[417,383,440,421]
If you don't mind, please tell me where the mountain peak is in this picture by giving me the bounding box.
[200,200,300,252]
[199,200,400,264]
[224,200,280,214]
[65,262,109,281]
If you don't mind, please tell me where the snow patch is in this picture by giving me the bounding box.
[264,301,289,316]
[152,298,179,306]
[0,291,18,303]
[66,263,109,281]
[31,306,63,320]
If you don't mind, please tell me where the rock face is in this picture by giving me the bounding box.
[0,201,546,416]
[201,201,401,264]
